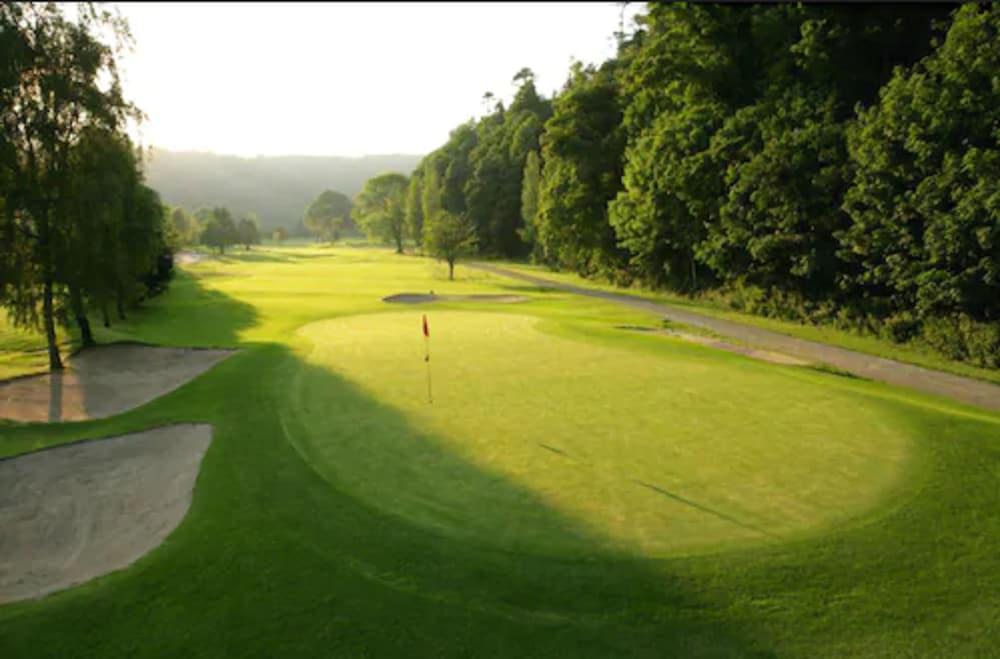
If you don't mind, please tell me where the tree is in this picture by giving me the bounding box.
[539,61,628,278]
[201,207,239,255]
[519,150,542,261]
[404,171,424,247]
[352,173,408,252]
[272,227,288,243]
[304,189,351,243]
[170,207,199,245]
[0,2,139,370]
[238,215,260,250]
[841,4,1000,355]
[424,210,477,281]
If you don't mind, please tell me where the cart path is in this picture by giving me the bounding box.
[472,263,1000,413]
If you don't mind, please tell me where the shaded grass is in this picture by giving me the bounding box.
[0,246,998,657]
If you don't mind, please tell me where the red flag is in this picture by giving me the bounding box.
[422,314,429,337]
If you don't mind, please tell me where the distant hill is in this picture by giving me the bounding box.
[143,149,423,232]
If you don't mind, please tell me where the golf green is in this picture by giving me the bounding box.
[287,310,912,556]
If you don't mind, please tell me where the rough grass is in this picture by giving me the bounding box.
[0,245,998,658]
[497,262,1000,386]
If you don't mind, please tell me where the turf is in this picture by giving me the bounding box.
[1,246,998,658]
[495,261,1000,386]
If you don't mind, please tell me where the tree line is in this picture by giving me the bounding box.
[0,3,175,371]
[359,3,1000,367]
[168,206,261,254]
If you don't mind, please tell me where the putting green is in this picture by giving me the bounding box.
[285,310,914,557]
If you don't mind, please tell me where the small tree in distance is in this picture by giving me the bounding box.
[423,210,477,280]
[201,207,239,255]
[238,215,260,250]
[272,227,288,244]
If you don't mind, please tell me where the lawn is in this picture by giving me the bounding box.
[495,261,1000,386]
[1,245,998,658]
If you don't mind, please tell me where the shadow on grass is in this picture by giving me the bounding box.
[268,350,777,657]
[0,272,776,658]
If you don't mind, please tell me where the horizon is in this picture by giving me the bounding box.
[115,2,644,158]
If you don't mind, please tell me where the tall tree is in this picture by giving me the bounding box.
[352,173,408,253]
[538,61,627,278]
[519,150,542,261]
[404,171,424,248]
[0,2,138,369]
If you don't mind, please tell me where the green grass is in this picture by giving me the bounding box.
[1,245,998,658]
[497,261,1000,386]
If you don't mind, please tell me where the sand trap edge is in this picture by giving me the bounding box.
[0,423,214,605]
[382,293,529,304]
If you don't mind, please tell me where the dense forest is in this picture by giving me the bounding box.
[145,150,422,233]
[0,3,173,370]
[375,3,999,368]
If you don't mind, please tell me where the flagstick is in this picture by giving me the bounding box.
[424,334,433,404]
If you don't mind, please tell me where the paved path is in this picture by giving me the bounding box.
[472,263,1000,413]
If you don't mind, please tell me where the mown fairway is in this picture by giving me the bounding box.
[1,246,998,658]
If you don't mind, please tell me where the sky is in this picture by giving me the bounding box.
[107,2,643,158]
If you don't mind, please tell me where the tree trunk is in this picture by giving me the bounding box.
[69,284,95,348]
[42,278,63,371]
[395,232,403,254]
[102,304,111,328]
[448,258,455,281]
[116,291,127,321]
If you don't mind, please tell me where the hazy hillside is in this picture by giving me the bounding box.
[144,149,423,232]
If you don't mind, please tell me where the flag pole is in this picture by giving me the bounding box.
[423,314,433,404]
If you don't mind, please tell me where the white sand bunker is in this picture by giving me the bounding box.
[383,292,529,304]
[0,424,212,604]
[0,343,234,423]
[618,325,811,366]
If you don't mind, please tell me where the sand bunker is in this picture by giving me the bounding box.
[175,251,208,266]
[618,325,811,366]
[0,344,234,423]
[383,293,529,304]
[0,424,212,604]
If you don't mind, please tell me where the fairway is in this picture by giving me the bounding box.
[1,247,998,658]
[289,311,911,556]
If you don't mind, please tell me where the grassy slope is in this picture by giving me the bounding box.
[498,262,1000,386]
[0,246,997,658]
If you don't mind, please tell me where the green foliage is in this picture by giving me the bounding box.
[538,61,627,279]
[0,3,168,364]
[841,4,1000,322]
[422,210,477,280]
[404,171,424,247]
[352,173,408,253]
[170,207,200,246]
[238,215,261,250]
[518,150,541,260]
[201,207,239,255]
[304,189,351,243]
[272,227,288,243]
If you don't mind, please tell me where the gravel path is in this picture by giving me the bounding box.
[472,263,1000,412]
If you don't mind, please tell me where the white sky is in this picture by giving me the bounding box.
[105,2,643,158]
